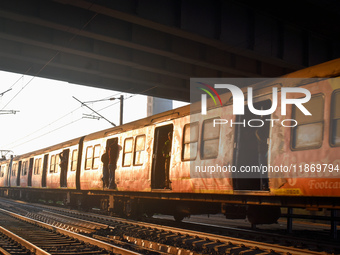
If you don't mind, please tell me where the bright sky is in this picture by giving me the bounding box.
[0,71,187,156]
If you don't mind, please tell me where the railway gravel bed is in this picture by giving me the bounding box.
[0,198,339,255]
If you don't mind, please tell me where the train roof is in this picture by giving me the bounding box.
[11,136,82,161]
[283,58,340,79]
[83,103,191,142]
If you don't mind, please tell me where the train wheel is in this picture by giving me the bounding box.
[145,212,154,218]
[247,205,280,225]
[174,213,185,222]
[124,199,137,218]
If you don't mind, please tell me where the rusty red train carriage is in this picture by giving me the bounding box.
[0,58,339,223]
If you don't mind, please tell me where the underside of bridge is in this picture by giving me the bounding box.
[0,0,339,102]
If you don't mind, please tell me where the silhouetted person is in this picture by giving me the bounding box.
[162,132,172,188]
[101,150,109,188]
[59,151,67,187]
[108,141,119,189]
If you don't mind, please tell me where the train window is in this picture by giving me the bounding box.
[70,149,78,171]
[50,155,55,173]
[12,163,17,176]
[50,154,59,173]
[331,90,340,146]
[33,158,42,175]
[92,145,101,169]
[22,161,28,176]
[182,122,199,161]
[123,137,134,167]
[134,135,146,166]
[85,146,93,170]
[0,165,5,177]
[292,94,324,150]
[201,118,220,159]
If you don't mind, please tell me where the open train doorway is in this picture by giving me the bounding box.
[104,137,119,189]
[151,124,173,189]
[16,161,21,186]
[232,100,271,190]
[41,154,48,187]
[60,149,69,188]
[27,158,34,186]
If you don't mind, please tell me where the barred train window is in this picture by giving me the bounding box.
[85,146,93,170]
[201,118,220,159]
[50,155,55,173]
[134,135,145,166]
[292,94,324,150]
[33,158,42,175]
[0,165,5,177]
[12,163,17,176]
[22,161,28,176]
[92,145,101,169]
[123,138,134,167]
[182,122,199,161]
[50,155,59,173]
[71,149,78,171]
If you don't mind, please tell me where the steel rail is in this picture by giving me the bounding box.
[31,205,329,255]
[0,226,50,255]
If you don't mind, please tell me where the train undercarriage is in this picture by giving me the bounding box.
[7,186,337,225]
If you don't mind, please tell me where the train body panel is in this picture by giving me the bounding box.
[80,137,106,190]
[271,79,340,196]
[0,160,9,187]
[66,144,80,189]
[31,155,43,188]
[114,125,153,192]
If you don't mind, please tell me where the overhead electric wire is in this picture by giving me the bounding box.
[1,5,98,111]
[7,118,83,150]
[3,105,83,148]
[5,87,156,151]
[2,92,124,149]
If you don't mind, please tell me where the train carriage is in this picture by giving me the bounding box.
[0,159,10,189]
[0,58,340,224]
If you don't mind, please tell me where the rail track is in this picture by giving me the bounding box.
[0,197,339,255]
[0,207,141,255]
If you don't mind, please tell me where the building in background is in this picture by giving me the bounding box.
[147,97,173,116]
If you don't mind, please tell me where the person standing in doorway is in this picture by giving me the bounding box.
[162,132,172,189]
[108,140,119,189]
[101,150,109,188]
[59,151,67,187]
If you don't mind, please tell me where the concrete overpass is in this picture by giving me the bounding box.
[0,0,339,102]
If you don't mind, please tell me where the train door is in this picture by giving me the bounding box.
[41,154,48,187]
[27,158,34,186]
[76,137,85,190]
[151,124,173,189]
[60,149,69,188]
[16,161,22,186]
[232,100,271,190]
[6,156,13,187]
[104,138,118,188]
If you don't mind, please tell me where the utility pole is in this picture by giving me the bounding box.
[119,95,124,126]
